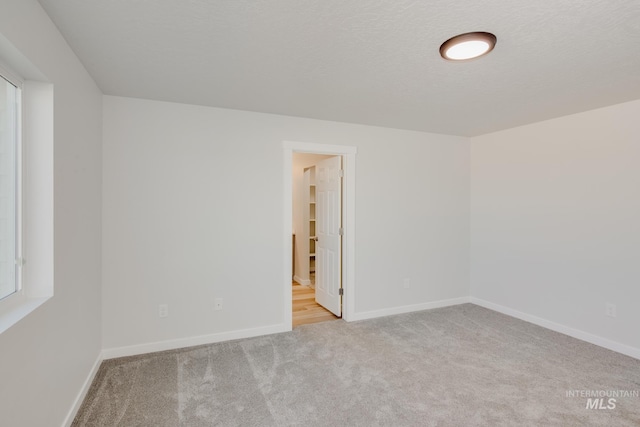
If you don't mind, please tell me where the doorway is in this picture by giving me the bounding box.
[283,141,357,330]
[292,154,340,327]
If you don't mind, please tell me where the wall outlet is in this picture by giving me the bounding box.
[605,303,617,318]
[403,278,411,289]
[214,298,223,311]
[158,304,168,318]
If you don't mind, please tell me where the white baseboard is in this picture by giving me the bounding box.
[102,323,290,360]
[293,275,310,286]
[471,297,640,360]
[348,296,471,322]
[62,351,103,427]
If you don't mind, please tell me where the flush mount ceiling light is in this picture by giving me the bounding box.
[440,32,497,61]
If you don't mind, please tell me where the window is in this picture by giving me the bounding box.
[0,40,53,335]
[0,72,21,301]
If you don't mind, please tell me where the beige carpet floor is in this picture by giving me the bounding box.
[73,304,640,426]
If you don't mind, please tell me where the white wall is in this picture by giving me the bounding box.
[471,99,640,353]
[102,96,470,352]
[0,1,103,426]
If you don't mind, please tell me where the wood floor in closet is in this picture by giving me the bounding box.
[292,281,339,328]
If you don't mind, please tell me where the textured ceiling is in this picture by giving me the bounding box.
[37,0,640,136]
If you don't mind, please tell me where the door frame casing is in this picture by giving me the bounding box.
[283,141,357,329]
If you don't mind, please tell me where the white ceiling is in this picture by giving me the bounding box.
[37,0,640,136]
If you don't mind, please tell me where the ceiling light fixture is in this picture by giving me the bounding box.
[440,32,497,61]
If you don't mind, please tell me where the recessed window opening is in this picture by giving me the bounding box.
[0,45,54,335]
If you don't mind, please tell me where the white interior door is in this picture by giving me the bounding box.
[315,156,342,316]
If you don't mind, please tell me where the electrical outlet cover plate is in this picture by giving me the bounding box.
[605,303,617,318]
[159,304,168,318]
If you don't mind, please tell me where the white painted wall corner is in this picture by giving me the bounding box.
[62,353,103,427]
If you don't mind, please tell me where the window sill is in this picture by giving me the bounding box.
[0,293,50,334]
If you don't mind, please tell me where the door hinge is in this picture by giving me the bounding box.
[338,227,343,236]
[338,169,344,178]
[15,258,26,267]
[339,288,344,296]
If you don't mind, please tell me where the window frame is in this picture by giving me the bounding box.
[0,65,23,303]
